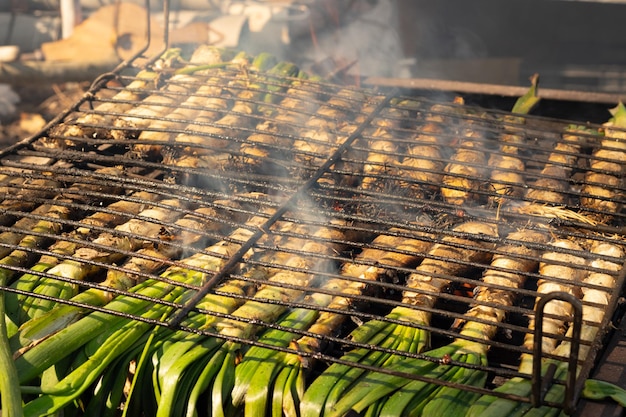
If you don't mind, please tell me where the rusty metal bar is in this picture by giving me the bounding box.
[364,76,626,104]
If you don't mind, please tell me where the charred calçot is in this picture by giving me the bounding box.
[1,45,625,417]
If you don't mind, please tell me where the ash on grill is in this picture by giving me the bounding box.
[1,45,625,417]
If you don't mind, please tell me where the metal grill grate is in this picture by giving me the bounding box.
[1,21,626,417]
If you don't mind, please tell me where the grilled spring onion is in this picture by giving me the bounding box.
[525,126,584,205]
[43,48,184,147]
[172,55,297,152]
[0,156,53,190]
[373,229,547,417]
[231,226,436,417]
[238,72,325,168]
[509,125,598,224]
[300,220,498,417]
[0,172,61,227]
[17,197,186,324]
[360,105,406,191]
[580,102,626,221]
[466,238,587,417]
[293,88,367,169]
[11,199,243,350]
[4,190,160,330]
[132,49,243,157]
[488,74,540,205]
[163,58,300,176]
[153,217,350,417]
[514,241,624,417]
[15,206,282,414]
[0,204,53,260]
[330,103,373,187]
[398,104,454,197]
[110,47,238,141]
[147,215,307,416]
[441,118,490,206]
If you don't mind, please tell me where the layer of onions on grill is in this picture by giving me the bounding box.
[3,45,626,417]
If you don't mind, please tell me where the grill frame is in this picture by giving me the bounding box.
[2,3,626,415]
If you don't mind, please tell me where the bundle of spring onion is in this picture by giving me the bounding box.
[163,55,301,175]
[47,47,223,148]
[397,100,459,197]
[488,74,540,205]
[3,46,626,417]
[358,103,406,191]
[231,225,436,416]
[324,228,546,417]
[300,220,499,416]
[300,79,540,417]
[468,239,623,417]
[149,215,351,417]
[466,105,626,417]
[440,117,489,206]
[230,97,463,415]
[143,82,376,415]
[16,69,372,415]
[580,102,626,222]
[9,196,247,350]
[12,204,281,415]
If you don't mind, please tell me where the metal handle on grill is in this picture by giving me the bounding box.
[532,291,583,415]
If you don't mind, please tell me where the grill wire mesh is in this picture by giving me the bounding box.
[1,47,626,415]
